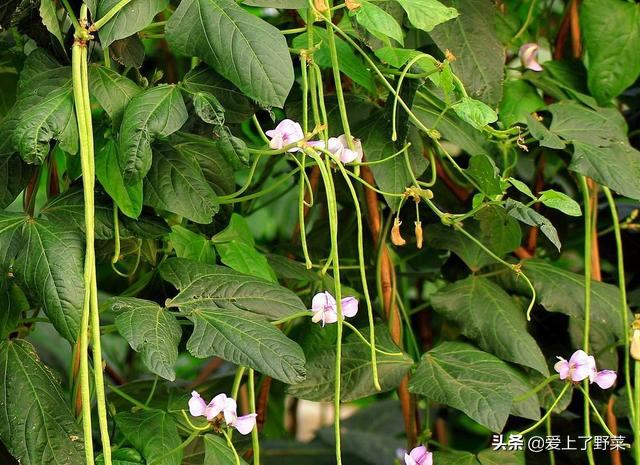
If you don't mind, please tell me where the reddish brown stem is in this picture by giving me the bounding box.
[186,357,223,390]
[607,396,621,465]
[256,376,272,432]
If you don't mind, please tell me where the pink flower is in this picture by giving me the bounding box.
[519,43,543,72]
[308,134,363,163]
[265,119,304,152]
[311,291,358,326]
[189,391,257,434]
[554,350,617,389]
[405,445,432,465]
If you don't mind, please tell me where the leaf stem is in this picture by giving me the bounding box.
[91,0,133,31]
[517,382,570,436]
[223,429,242,465]
[248,369,260,465]
[576,385,616,437]
[231,366,246,399]
[513,374,560,402]
[271,311,313,326]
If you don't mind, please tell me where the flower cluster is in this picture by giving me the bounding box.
[519,43,543,72]
[311,291,358,326]
[189,391,257,435]
[265,119,363,163]
[397,445,433,465]
[554,350,617,389]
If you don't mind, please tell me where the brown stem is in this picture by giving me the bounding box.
[514,246,533,260]
[23,168,40,217]
[569,0,582,58]
[433,156,471,202]
[554,2,572,60]
[606,396,621,465]
[256,376,272,432]
[360,165,417,447]
[105,362,126,386]
[186,357,223,390]
[48,157,60,198]
[587,179,602,281]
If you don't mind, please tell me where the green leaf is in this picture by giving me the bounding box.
[211,213,255,246]
[0,339,84,465]
[144,142,219,223]
[160,257,307,319]
[394,0,458,32]
[507,177,536,199]
[217,129,250,170]
[432,451,478,465]
[166,0,294,107]
[525,114,566,150]
[353,1,404,44]
[374,47,436,69]
[466,154,502,197]
[538,189,581,217]
[97,448,144,465]
[581,0,640,103]
[181,303,306,384]
[288,325,412,401]
[477,449,524,465]
[109,35,146,68]
[39,0,65,49]
[14,218,84,342]
[203,435,249,465]
[451,97,498,130]
[118,85,188,184]
[193,92,225,127]
[93,0,169,47]
[89,65,141,126]
[357,112,427,210]
[0,212,27,268]
[548,101,627,146]
[408,341,538,432]
[0,152,34,209]
[292,30,376,93]
[0,282,28,339]
[505,199,561,251]
[498,80,544,128]
[96,138,143,219]
[429,0,504,106]
[115,409,182,465]
[170,225,217,265]
[182,65,254,124]
[110,297,182,381]
[431,276,548,375]
[215,240,277,282]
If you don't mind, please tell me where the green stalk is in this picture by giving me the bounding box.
[578,176,594,465]
[603,187,635,422]
[71,39,95,465]
[231,366,246,399]
[91,0,133,30]
[517,383,570,436]
[298,54,313,269]
[248,369,260,465]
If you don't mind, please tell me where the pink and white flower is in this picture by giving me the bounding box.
[311,291,358,326]
[189,391,257,435]
[519,43,543,72]
[308,134,363,163]
[265,119,304,152]
[554,350,617,389]
[404,445,432,465]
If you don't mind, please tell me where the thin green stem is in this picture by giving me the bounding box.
[92,0,134,31]
[513,374,560,402]
[60,0,81,31]
[181,410,211,431]
[149,432,198,465]
[108,383,151,411]
[576,385,616,437]
[223,429,242,465]
[248,369,260,465]
[603,187,635,422]
[517,383,570,436]
[271,311,313,326]
[218,167,301,204]
[512,0,538,41]
[342,321,403,356]
[231,367,246,399]
[145,376,159,407]
[546,415,556,465]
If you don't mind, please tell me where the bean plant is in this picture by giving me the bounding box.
[0,0,639,464]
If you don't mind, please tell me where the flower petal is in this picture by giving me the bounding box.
[222,397,238,425]
[519,43,543,71]
[409,445,429,464]
[206,393,228,420]
[232,413,258,435]
[569,349,590,366]
[188,391,207,417]
[340,296,359,318]
[554,358,570,379]
[594,370,617,389]
[312,291,336,312]
[404,453,417,465]
[323,307,338,324]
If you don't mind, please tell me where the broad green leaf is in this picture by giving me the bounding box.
[217,129,250,170]
[118,85,188,184]
[477,449,524,465]
[431,276,548,375]
[110,297,182,381]
[507,177,536,199]
[292,30,376,93]
[353,1,404,44]
[160,258,307,319]
[288,326,412,401]
[394,0,458,32]
[538,189,581,217]
[0,152,33,208]
[429,0,504,106]
[203,435,249,465]
[89,65,141,126]
[14,218,84,342]
[505,199,561,251]
[144,142,219,224]
[408,341,538,432]
[548,101,627,146]
[581,0,640,103]
[181,303,306,384]
[97,448,144,465]
[170,225,216,265]
[498,80,544,127]
[110,35,145,68]
[0,212,27,267]
[39,0,65,49]
[182,65,254,124]
[193,92,225,127]
[358,112,427,210]
[166,0,294,107]
[267,254,318,282]
[16,49,70,99]
[115,409,182,465]
[0,339,84,465]
[215,240,277,282]
[95,138,143,219]
[451,97,498,130]
[243,0,305,6]
[466,154,502,197]
[432,451,478,465]
[93,0,169,47]
[0,282,28,339]
[212,213,254,246]
[374,47,433,69]
[525,114,566,149]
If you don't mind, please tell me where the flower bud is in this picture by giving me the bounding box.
[345,0,361,10]
[631,329,640,361]
[314,0,328,12]
[415,221,423,249]
[391,217,406,246]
